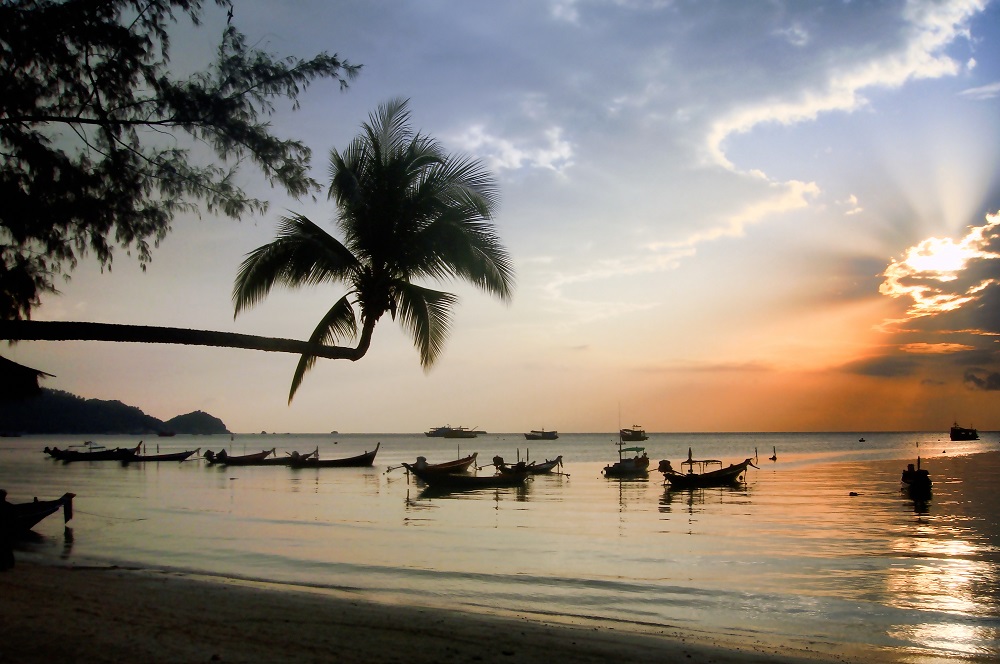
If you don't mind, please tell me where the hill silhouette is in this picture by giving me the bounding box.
[0,389,229,435]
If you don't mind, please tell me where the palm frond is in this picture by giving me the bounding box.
[233,214,359,317]
[288,295,358,403]
[395,282,458,369]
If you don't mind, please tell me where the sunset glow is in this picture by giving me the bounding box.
[6,1,1000,433]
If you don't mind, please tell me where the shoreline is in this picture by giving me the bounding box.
[2,450,996,663]
[1,562,880,664]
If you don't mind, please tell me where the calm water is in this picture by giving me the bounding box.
[3,431,998,662]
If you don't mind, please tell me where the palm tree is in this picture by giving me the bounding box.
[232,98,515,401]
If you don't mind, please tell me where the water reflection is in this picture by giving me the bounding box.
[658,485,752,515]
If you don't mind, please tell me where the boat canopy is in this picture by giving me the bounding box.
[620,446,645,453]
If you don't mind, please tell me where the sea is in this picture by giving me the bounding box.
[2,431,998,662]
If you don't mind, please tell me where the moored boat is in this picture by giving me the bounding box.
[949,422,978,441]
[524,429,558,440]
[493,455,564,475]
[619,425,648,442]
[134,446,201,462]
[203,448,276,465]
[290,443,380,468]
[901,456,932,499]
[404,462,529,489]
[397,453,479,476]
[603,441,650,477]
[1,490,76,535]
[44,442,139,462]
[658,449,756,489]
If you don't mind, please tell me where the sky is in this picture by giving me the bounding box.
[8,0,1000,434]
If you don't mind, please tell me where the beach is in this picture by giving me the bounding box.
[2,562,866,664]
[1,434,998,662]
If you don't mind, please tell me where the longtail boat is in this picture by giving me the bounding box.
[403,463,529,489]
[203,448,275,465]
[290,443,379,468]
[524,429,558,440]
[658,449,756,489]
[493,455,564,475]
[44,442,139,462]
[1,491,75,534]
[134,447,200,462]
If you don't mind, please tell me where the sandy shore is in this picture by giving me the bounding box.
[0,562,868,664]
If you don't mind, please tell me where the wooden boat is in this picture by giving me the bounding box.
[658,449,756,489]
[603,442,650,477]
[901,457,932,499]
[619,425,648,442]
[290,443,380,468]
[524,429,558,440]
[1,490,75,534]
[203,448,276,465]
[493,455,564,475]
[404,463,529,489]
[949,422,978,441]
[134,447,200,462]
[44,442,139,462]
[399,453,479,476]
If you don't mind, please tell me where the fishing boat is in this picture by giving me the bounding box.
[403,462,529,489]
[901,457,932,499]
[396,453,479,476]
[493,455,564,475]
[203,448,276,465]
[603,441,650,477]
[524,429,558,440]
[949,422,978,441]
[133,446,201,462]
[619,425,648,442]
[1,490,75,535]
[290,443,380,468]
[43,442,139,462]
[658,449,756,489]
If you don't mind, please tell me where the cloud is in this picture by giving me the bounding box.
[879,211,1000,321]
[963,367,1000,390]
[959,81,1000,100]
[451,124,574,174]
[705,0,984,170]
[841,194,864,216]
[900,342,975,354]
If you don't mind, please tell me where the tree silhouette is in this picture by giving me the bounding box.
[232,99,515,401]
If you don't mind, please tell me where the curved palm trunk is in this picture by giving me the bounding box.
[0,320,369,361]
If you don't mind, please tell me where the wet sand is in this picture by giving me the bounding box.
[1,563,867,664]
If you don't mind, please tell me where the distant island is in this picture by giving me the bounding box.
[0,389,229,435]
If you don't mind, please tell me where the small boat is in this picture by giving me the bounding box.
[156,430,176,437]
[403,462,529,489]
[524,429,558,440]
[133,446,201,462]
[658,449,756,489]
[949,422,978,441]
[398,453,479,476]
[901,457,932,499]
[1,490,75,535]
[619,425,648,442]
[203,448,276,465]
[44,442,139,462]
[290,443,380,468]
[493,455,564,475]
[603,441,650,477]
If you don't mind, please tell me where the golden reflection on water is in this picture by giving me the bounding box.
[884,494,999,658]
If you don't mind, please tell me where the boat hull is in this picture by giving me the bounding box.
[661,459,754,489]
[291,444,379,468]
[1,492,75,534]
[404,465,529,489]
